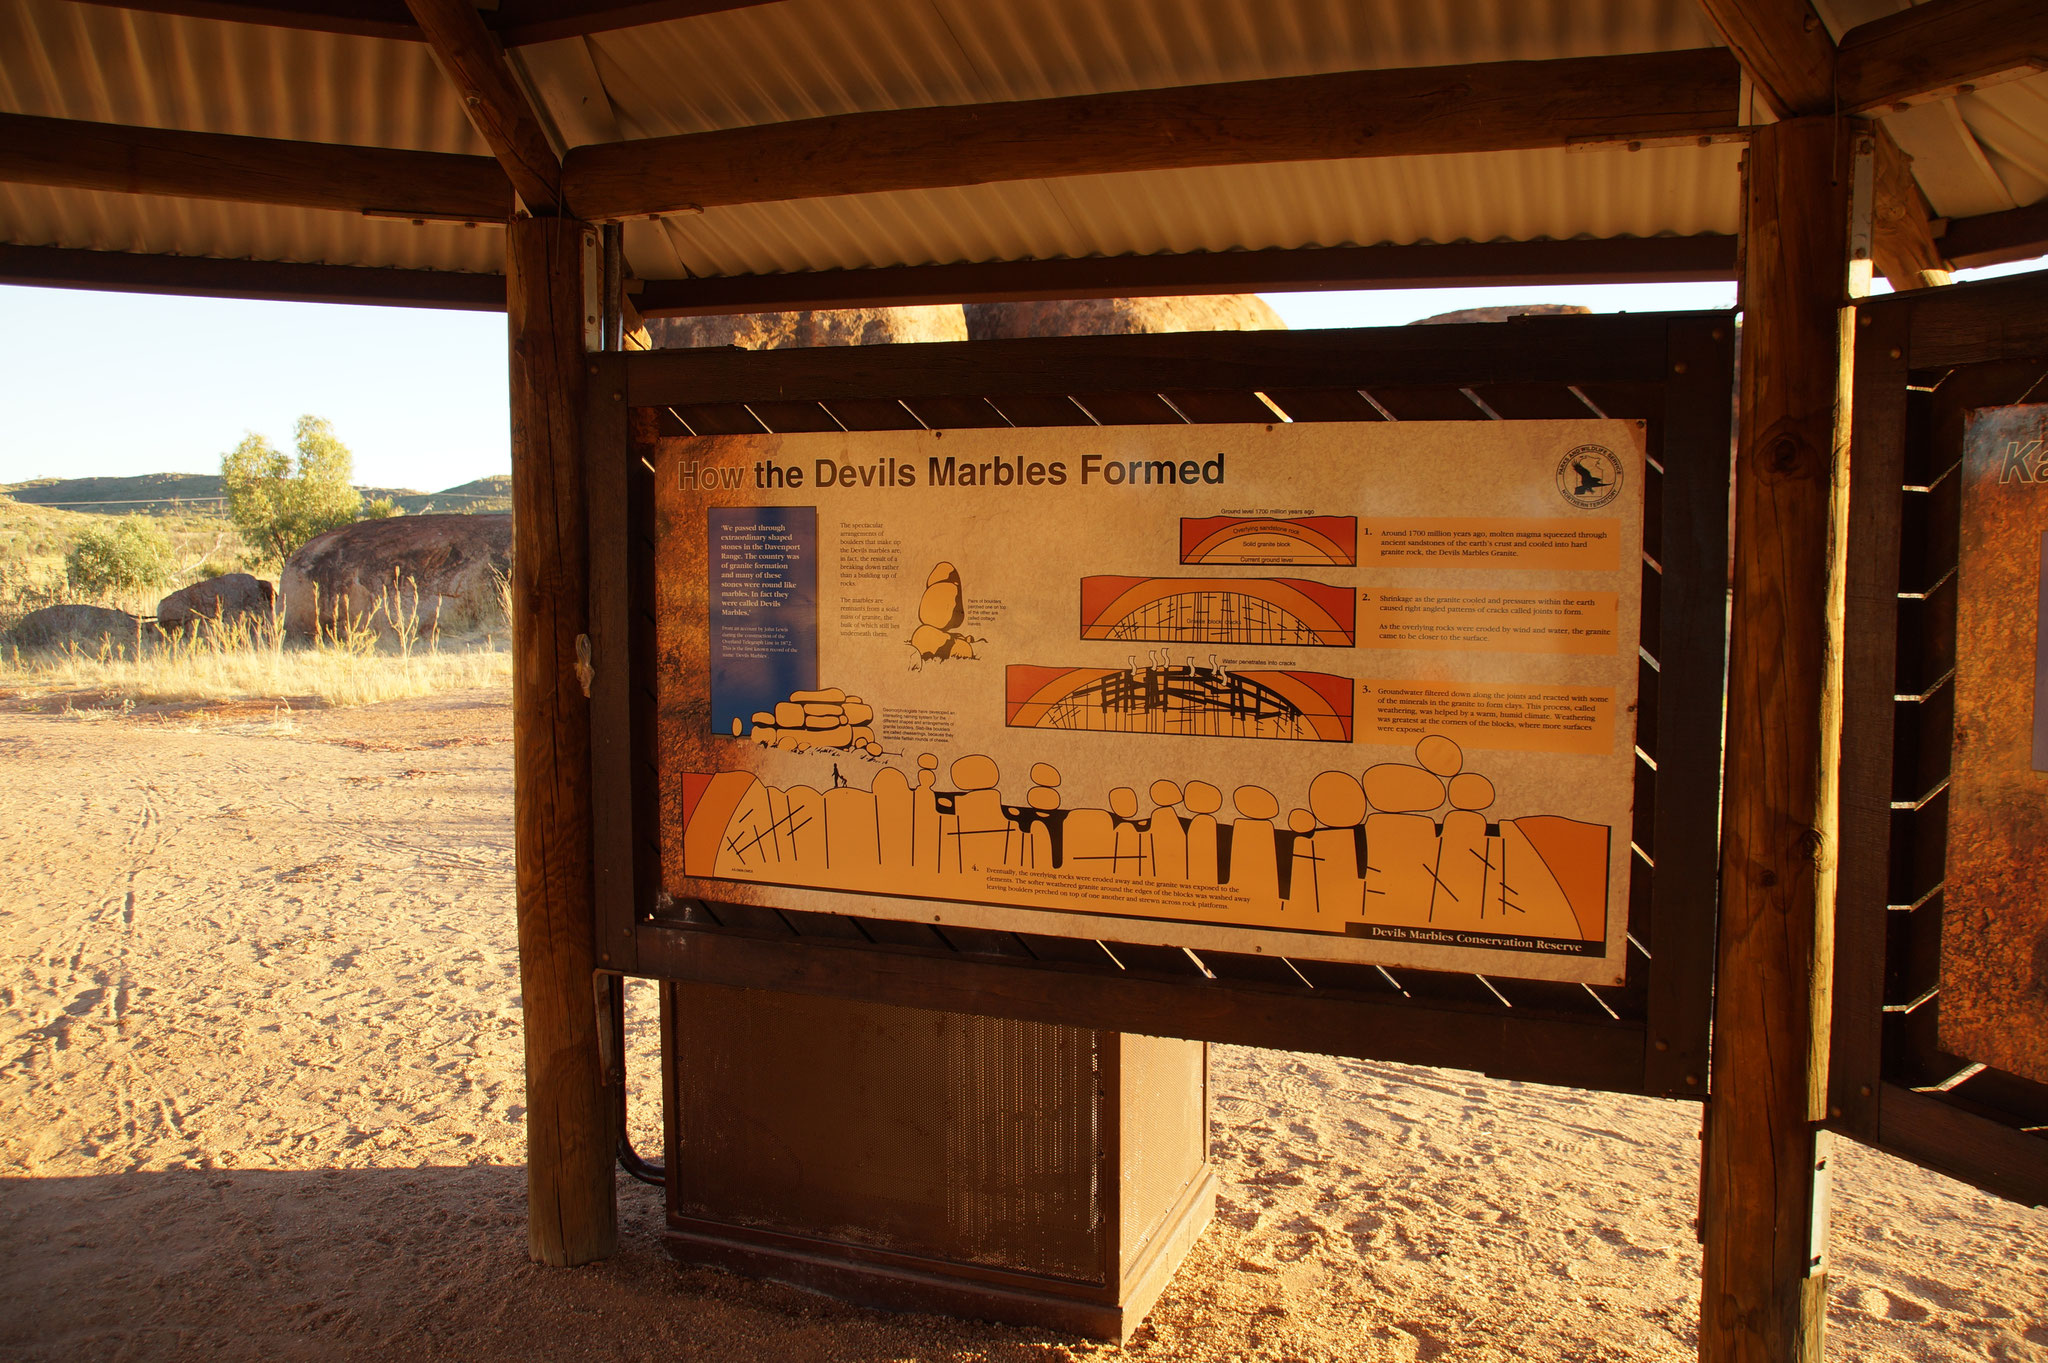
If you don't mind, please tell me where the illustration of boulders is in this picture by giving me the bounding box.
[746,686,883,756]
[157,573,274,632]
[910,562,982,663]
[9,604,143,651]
[281,513,512,638]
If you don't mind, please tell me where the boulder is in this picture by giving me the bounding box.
[10,603,144,651]
[281,514,512,639]
[157,573,274,631]
[1410,304,1592,325]
[643,306,966,349]
[964,295,1285,340]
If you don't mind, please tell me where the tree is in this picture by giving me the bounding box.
[221,415,362,561]
[66,516,173,595]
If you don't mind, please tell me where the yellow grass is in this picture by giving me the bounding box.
[1,593,511,710]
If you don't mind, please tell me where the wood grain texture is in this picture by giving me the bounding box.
[69,0,784,43]
[1645,316,1737,1099]
[585,355,640,974]
[0,112,510,219]
[0,243,504,310]
[624,315,1678,407]
[1837,0,2048,113]
[508,216,615,1265]
[1697,0,1838,119]
[1829,302,1912,1138]
[404,0,563,215]
[634,236,1740,316]
[1868,124,1952,291]
[1940,199,2048,270]
[1701,117,1854,1363]
[635,922,1651,1096]
[564,48,1741,220]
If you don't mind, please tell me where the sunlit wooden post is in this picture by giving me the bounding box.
[1700,114,1859,1363]
[507,213,617,1266]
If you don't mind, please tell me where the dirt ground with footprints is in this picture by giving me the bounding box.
[1,689,2042,1362]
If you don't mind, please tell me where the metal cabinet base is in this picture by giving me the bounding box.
[660,981,1214,1341]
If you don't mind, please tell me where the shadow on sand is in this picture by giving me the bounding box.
[0,1165,1111,1362]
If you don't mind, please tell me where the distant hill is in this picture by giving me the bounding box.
[2,472,511,516]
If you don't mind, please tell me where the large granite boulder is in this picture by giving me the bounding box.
[281,514,512,639]
[644,306,967,349]
[10,603,144,651]
[964,295,1285,339]
[157,573,274,632]
[1410,304,1593,325]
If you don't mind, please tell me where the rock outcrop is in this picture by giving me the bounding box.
[281,514,512,638]
[10,604,143,651]
[1410,304,1593,325]
[964,295,1285,340]
[643,306,967,349]
[157,573,274,632]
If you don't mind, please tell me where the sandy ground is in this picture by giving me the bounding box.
[0,689,2042,1363]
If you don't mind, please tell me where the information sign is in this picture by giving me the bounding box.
[1942,404,2048,1083]
[653,422,1647,983]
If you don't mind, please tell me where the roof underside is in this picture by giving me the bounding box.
[1,0,2044,285]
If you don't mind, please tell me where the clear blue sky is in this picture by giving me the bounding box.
[0,264,2032,493]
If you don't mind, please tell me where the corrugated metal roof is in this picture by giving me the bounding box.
[0,0,2038,283]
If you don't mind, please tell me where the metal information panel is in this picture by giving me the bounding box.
[652,420,1647,984]
[1942,402,2048,1085]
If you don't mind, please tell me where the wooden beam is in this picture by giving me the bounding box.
[0,112,510,219]
[1701,115,1856,1363]
[1940,198,2048,269]
[404,0,564,215]
[635,926,1653,1097]
[506,214,615,1265]
[68,0,786,46]
[1869,123,1954,290]
[1837,0,2048,114]
[563,48,1742,221]
[632,235,1738,315]
[1697,0,1837,119]
[491,0,783,46]
[0,243,504,309]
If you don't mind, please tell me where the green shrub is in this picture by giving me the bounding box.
[65,516,173,595]
[221,414,361,561]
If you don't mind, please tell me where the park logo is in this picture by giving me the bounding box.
[1555,444,1623,510]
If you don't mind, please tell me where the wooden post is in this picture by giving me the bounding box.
[507,213,617,1266]
[1700,115,1857,1363]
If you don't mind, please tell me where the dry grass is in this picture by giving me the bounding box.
[0,585,511,711]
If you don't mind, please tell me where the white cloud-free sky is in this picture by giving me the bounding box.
[0,263,2034,493]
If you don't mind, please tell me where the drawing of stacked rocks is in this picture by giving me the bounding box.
[909,561,982,663]
[746,686,884,757]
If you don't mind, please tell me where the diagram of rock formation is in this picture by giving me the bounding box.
[1080,575,1357,647]
[1006,661,1354,742]
[1180,515,1359,566]
[909,561,982,664]
[679,735,1606,944]
[741,686,884,757]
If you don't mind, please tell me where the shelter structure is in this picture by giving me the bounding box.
[6,1,2048,1359]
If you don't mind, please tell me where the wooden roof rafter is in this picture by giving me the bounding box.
[66,0,788,47]
[1700,0,2048,119]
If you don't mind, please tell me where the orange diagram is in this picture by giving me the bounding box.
[679,734,1608,944]
[1079,575,1356,647]
[1005,663,1354,743]
[1180,515,1360,566]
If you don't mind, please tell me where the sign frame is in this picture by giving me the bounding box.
[584,311,1735,1101]
[1830,271,2048,1208]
